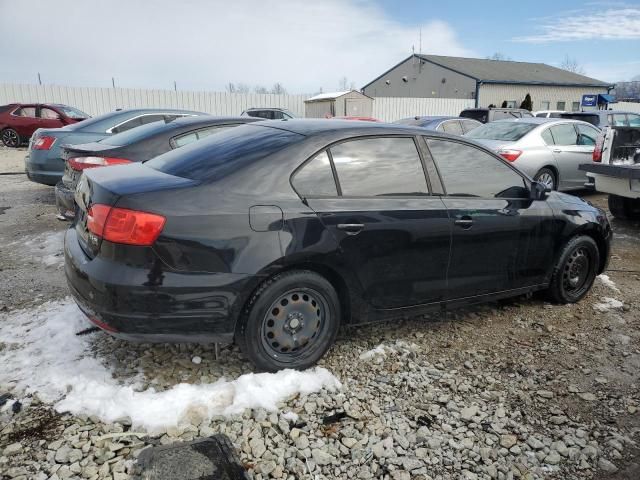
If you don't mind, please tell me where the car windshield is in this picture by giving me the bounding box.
[146,124,304,181]
[100,118,177,146]
[58,105,89,119]
[465,122,538,141]
[560,113,600,126]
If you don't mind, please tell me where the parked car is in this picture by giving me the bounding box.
[65,120,610,371]
[0,103,89,148]
[25,108,204,186]
[460,107,533,124]
[241,107,296,120]
[560,110,640,128]
[332,116,380,122]
[534,110,567,119]
[54,116,261,219]
[395,116,481,134]
[465,118,601,191]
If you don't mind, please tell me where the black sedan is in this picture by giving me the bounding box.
[55,116,260,219]
[65,120,611,371]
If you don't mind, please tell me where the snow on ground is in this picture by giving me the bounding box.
[359,344,388,360]
[593,296,624,313]
[597,274,621,293]
[21,230,65,266]
[0,299,341,432]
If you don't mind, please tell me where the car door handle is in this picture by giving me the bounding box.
[552,148,562,153]
[337,223,364,235]
[454,217,473,229]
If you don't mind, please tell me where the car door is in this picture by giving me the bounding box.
[548,123,592,188]
[425,137,555,300]
[37,106,65,129]
[293,136,451,309]
[10,105,39,137]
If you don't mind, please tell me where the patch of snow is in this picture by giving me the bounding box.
[281,411,299,422]
[359,344,388,360]
[0,299,341,432]
[593,297,624,313]
[191,356,202,365]
[306,90,350,101]
[597,274,620,293]
[21,231,65,266]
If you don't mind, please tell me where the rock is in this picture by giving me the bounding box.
[342,437,358,449]
[545,452,561,465]
[460,405,479,421]
[536,390,554,399]
[259,460,277,475]
[311,448,335,466]
[500,435,517,449]
[295,435,309,450]
[55,445,72,464]
[550,415,568,425]
[527,437,544,450]
[391,471,410,480]
[402,456,423,471]
[249,438,266,458]
[579,392,597,401]
[3,442,22,456]
[598,457,618,473]
[191,356,202,364]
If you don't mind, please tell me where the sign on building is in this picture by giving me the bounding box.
[581,94,597,107]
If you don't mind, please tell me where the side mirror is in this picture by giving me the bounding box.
[530,181,548,201]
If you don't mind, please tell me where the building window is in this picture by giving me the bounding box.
[557,101,566,110]
[540,101,550,110]
[571,101,580,112]
[506,101,516,108]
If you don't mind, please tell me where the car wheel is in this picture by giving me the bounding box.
[534,168,557,191]
[236,270,340,371]
[1,128,21,148]
[608,195,640,220]
[547,236,599,304]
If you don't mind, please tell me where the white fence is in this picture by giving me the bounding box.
[0,83,475,121]
[616,101,640,114]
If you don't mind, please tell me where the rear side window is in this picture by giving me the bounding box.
[440,121,463,135]
[330,137,428,196]
[549,124,578,146]
[541,128,555,145]
[147,124,303,181]
[426,138,526,198]
[15,106,36,117]
[292,151,337,197]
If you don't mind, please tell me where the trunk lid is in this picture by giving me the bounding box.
[74,163,198,257]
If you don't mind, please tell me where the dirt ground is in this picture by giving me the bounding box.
[1,145,639,480]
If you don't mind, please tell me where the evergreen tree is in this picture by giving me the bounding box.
[501,100,508,108]
[520,93,533,111]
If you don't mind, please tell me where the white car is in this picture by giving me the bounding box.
[534,110,568,119]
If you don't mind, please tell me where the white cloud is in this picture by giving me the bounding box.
[0,0,472,93]
[513,7,640,43]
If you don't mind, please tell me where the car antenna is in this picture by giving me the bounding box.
[301,196,309,207]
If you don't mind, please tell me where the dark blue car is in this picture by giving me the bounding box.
[394,115,481,134]
[25,108,205,185]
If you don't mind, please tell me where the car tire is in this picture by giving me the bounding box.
[235,270,341,372]
[546,235,599,304]
[534,168,557,191]
[1,128,21,148]
[608,195,640,220]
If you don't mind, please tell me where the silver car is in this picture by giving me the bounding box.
[464,118,600,191]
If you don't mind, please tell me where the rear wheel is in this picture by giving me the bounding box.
[236,270,340,371]
[547,236,599,304]
[1,128,20,148]
[608,194,640,220]
[534,168,557,191]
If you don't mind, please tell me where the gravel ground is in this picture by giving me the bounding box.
[1,144,640,480]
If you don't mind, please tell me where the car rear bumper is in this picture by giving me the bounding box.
[64,228,262,344]
[25,150,64,186]
[55,181,76,219]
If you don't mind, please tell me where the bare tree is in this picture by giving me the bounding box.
[254,85,269,94]
[226,82,237,93]
[338,76,349,91]
[486,52,511,61]
[271,83,286,95]
[560,55,585,75]
[235,83,250,94]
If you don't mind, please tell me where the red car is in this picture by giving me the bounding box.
[0,103,89,147]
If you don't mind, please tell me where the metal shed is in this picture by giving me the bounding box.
[304,90,373,118]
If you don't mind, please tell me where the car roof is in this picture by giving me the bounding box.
[250,118,446,137]
[490,117,597,127]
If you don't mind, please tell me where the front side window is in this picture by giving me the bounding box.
[426,138,526,198]
[576,124,599,146]
[549,124,578,146]
[292,151,337,197]
[612,114,628,126]
[39,107,59,119]
[330,137,428,196]
[629,114,640,127]
[557,101,566,110]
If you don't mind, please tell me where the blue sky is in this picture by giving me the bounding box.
[376,0,640,82]
[0,0,638,92]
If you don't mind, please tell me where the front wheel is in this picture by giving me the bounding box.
[534,168,557,191]
[236,270,340,371]
[547,236,599,304]
[1,128,21,148]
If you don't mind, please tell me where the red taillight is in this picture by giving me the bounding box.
[33,136,56,150]
[68,156,131,171]
[593,133,604,162]
[87,203,165,246]
[498,149,523,162]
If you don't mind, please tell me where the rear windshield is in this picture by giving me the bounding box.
[146,124,303,181]
[465,122,538,141]
[100,119,176,146]
[460,110,488,122]
[560,113,600,126]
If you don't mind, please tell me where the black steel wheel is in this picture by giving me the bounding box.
[1,128,20,148]
[236,270,340,371]
[547,235,599,304]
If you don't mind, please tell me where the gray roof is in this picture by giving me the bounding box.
[417,55,611,87]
